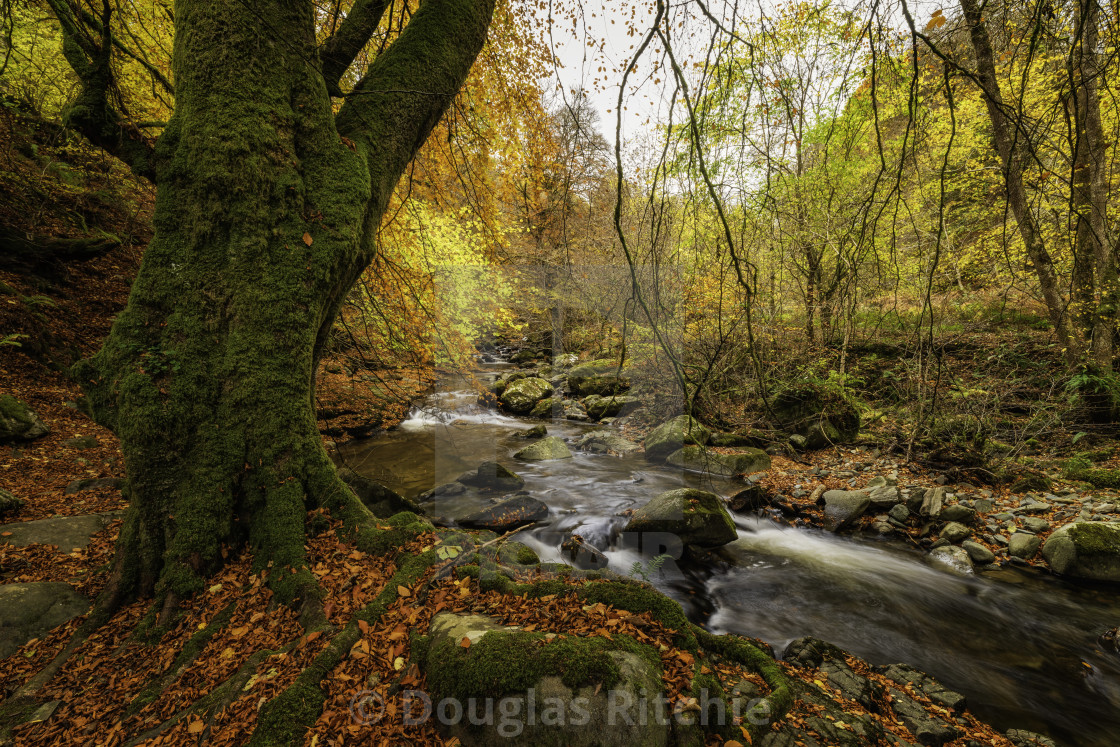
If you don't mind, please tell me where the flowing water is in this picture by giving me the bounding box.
[338,367,1120,746]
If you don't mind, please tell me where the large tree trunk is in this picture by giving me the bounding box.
[62,0,494,618]
[959,0,1079,362]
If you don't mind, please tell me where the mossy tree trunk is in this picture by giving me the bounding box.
[48,0,495,619]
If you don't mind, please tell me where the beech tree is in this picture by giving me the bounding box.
[42,0,496,622]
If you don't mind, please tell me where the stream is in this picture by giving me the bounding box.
[338,365,1120,746]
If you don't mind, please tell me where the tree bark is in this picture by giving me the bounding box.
[58,0,494,615]
[958,0,1078,362]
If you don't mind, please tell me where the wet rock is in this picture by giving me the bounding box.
[642,415,711,462]
[1004,729,1058,747]
[63,477,123,495]
[940,522,972,544]
[580,394,641,421]
[0,394,49,442]
[560,534,609,570]
[0,487,24,515]
[563,400,589,421]
[929,545,973,574]
[516,424,548,439]
[961,541,995,565]
[456,461,526,492]
[624,488,736,548]
[457,494,548,532]
[339,468,420,517]
[500,377,555,414]
[822,490,870,531]
[568,374,630,397]
[530,398,561,418]
[664,445,770,478]
[1008,532,1041,560]
[514,436,572,461]
[728,484,770,512]
[0,511,123,552]
[782,636,847,669]
[1042,521,1120,582]
[887,687,960,746]
[576,432,640,456]
[0,583,89,658]
[877,663,966,712]
[422,612,666,747]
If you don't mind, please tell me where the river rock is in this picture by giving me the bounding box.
[877,662,967,712]
[581,394,641,421]
[919,487,946,519]
[500,377,555,414]
[568,374,630,397]
[961,541,995,564]
[0,511,123,552]
[515,424,547,439]
[457,461,526,492]
[0,583,90,658]
[530,398,561,418]
[565,359,618,379]
[888,504,910,523]
[929,545,973,574]
[562,400,589,421]
[939,522,972,544]
[0,394,49,442]
[576,432,640,455]
[664,445,769,478]
[457,494,548,532]
[1020,516,1050,534]
[422,612,667,747]
[0,487,24,515]
[867,485,901,509]
[560,534,609,570]
[822,490,870,531]
[939,504,977,524]
[624,488,736,548]
[728,485,770,512]
[1009,532,1041,560]
[642,415,711,462]
[514,436,572,461]
[886,686,961,746]
[339,468,420,517]
[1042,521,1120,581]
[553,353,579,369]
[1005,730,1058,747]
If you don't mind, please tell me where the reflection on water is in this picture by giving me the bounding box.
[338,372,1120,746]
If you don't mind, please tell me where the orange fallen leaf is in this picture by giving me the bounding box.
[302,232,313,246]
[460,637,471,648]
[397,585,411,597]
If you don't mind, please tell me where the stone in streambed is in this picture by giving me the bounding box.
[961,541,995,565]
[339,468,421,517]
[822,490,870,532]
[560,534,609,570]
[929,545,973,574]
[664,445,770,478]
[642,415,710,462]
[456,461,526,492]
[576,432,640,455]
[939,522,972,544]
[1009,532,1042,560]
[514,436,572,461]
[457,494,548,532]
[568,374,630,397]
[581,394,641,421]
[1042,521,1120,582]
[624,488,736,548]
[500,377,554,414]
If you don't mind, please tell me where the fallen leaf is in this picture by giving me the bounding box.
[303,232,313,246]
[460,637,471,648]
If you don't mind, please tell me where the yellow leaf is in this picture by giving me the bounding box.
[397,585,411,597]
[188,720,205,734]
[393,656,406,670]
[303,232,313,246]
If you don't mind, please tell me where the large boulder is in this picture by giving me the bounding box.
[624,488,736,548]
[456,461,526,492]
[514,436,572,461]
[500,377,555,414]
[0,583,90,658]
[580,394,641,421]
[1042,522,1120,582]
[822,490,870,532]
[642,415,711,462]
[565,359,618,379]
[422,612,667,747]
[457,494,548,532]
[664,446,770,478]
[0,511,123,552]
[771,384,859,448]
[0,394,49,442]
[568,374,630,397]
[576,432,640,456]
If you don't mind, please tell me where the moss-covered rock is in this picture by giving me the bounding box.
[514,436,572,461]
[0,395,48,442]
[643,415,711,462]
[771,384,859,448]
[1042,522,1120,582]
[530,397,560,418]
[569,374,631,397]
[566,359,619,379]
[422,612,668,746]
[664,446,769,478]
[624,488,736,548]
[0,488,23,515]
[581,394,641,421]
[501,377,555,414]
[576,432,640,456]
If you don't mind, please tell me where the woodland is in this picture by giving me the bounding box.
[2,0,1120,745]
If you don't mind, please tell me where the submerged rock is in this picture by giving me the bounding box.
[339,468,420,517]
[576,432,640,456]
[514,436,572,461]
[624,488,736,548]
[515,424,548,439]
[456,461,526,492]
[0,394,49,442]
[642,415,711,462]
[1042,521,1120,582]
[457,494,548,532]
[664,445,770,478]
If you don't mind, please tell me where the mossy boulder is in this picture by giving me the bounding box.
[576,432,640,456]
[0,395,48,442]
[530,398,561,418]
[1042,522,1120,582]
[421,612,667,746]
[664,446,770,478]
[568,374,631,397]
[581,394,641,421]
[771,384,859,448]
[500,377,555,414]
[566,359,618,379]
[624,488,737,548]
[514,436,572,461]
[642,415,711,462]
[0,487,23,515]
[708,431,764,448]
[457,461,526,492]
[338,467,420,517]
